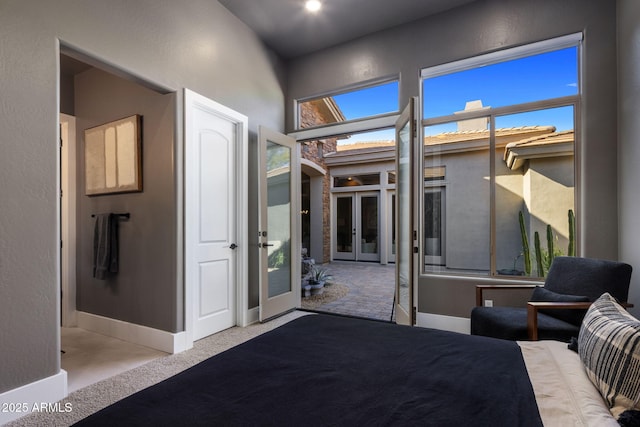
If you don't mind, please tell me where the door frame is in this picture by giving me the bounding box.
[332,191,381,262]
[355,191,381,262]
[332,193,356,261]
[184,89,249,348]
[395,98,419,326]
[60,113,77,327]
[258,126,301,321]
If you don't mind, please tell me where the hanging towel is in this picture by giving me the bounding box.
[93,213,119,279]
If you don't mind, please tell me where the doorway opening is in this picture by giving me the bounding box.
[59,49,175,392]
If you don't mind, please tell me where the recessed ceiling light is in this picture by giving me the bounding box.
[305,0,322,13]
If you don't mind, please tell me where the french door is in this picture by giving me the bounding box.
[333,192,380,262]
[395,98,418,326]
[258,126,300,321]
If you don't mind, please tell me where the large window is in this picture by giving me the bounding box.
[421,35,580,278]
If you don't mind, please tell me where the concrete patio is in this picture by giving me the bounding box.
[303,261,396,322]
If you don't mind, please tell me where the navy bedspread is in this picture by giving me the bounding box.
[75,314,542,426]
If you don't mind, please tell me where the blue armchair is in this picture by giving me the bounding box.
[470,257,633,341]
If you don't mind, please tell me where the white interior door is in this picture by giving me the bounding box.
[185,89,247,341]
[395,98,418,326]
[259,126,300,321]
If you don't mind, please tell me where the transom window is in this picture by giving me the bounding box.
[297,80,399,130]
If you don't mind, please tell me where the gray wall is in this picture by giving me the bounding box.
[618,0,640,318]
[75,68,178,332]
[287,0,620,317]
[0,0,284,394]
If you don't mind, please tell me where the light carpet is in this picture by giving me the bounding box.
[8,311,310,427]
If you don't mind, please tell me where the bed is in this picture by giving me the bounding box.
[74,294,638,426]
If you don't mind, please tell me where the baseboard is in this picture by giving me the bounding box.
[0,370,67,425]
[416,312,471,334]
[245,306,259,325]
[77,311,188,354]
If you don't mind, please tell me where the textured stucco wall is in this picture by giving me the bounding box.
[0,0,284,394]
[618,0,640,318]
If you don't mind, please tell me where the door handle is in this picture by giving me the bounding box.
[259,243,274,248]
[229,243,237,250]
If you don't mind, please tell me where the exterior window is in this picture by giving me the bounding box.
[495,107,575,277]
[297,80,399,129]
[423,120,491,274]
[334,174,380,187]
[421,37,579,278]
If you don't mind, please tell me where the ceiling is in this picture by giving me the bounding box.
[219,0,478,59]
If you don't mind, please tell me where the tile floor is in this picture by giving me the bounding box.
[61,327,167,393]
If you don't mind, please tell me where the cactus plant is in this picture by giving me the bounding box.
[534,231,544,277]
[546,224,555,266]
[517,208,575,278]
[568,209,575,257]
[519,211,532,275]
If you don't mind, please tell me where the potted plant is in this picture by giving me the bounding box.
[308,266,332,295]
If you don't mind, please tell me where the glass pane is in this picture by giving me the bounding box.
[391,194,396,256]
[336,196,353,253]
[423,47,578,118]
[397,120,411,312]
[266,141,292,298]
[424,120,490,274]
[301,174,311,256]
[495,106,575,278]
[299,81,399,129]
[334,173,380,187]
[360,196,378,254]
[424,191,442,257]
[336,128,396,150]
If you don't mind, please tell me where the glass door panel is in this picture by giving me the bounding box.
[334,195,355,260]
[388,192,396,263]
[358,193,380,262]
[259,126,300,321]
[266,141,292,298]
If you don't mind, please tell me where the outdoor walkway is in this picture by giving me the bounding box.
[310,261,396,322]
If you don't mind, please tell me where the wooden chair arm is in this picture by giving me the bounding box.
[475,284,540,307]
[526,301,635,340]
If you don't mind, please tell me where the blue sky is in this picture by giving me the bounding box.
[333,47,577,144]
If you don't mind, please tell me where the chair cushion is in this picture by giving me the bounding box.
[578,293,640,417]
[530,287,590,326]
[545,257,632,302]
[470,306,579,342]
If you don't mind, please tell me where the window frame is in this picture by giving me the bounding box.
[419,34,582,279]
[292,76,401,142]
